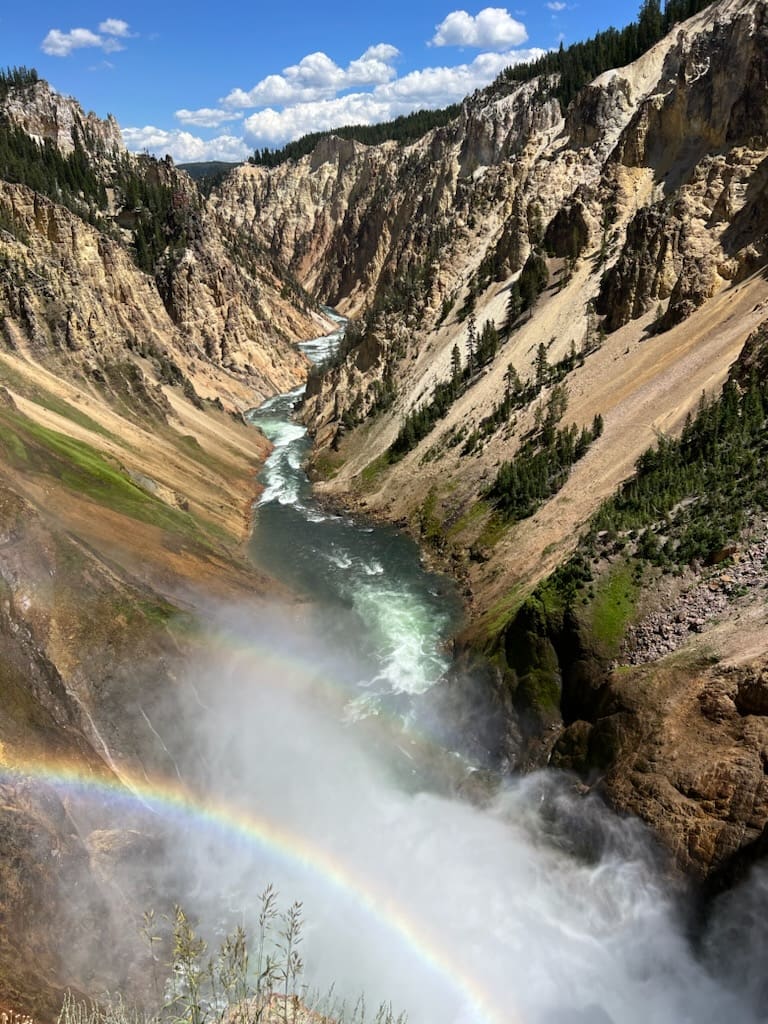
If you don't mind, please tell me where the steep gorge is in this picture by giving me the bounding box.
[213,0,768,883]
[3,0,768,1011]
[0,77,332,1014]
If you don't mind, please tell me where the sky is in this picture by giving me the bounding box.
[3,0,642,163]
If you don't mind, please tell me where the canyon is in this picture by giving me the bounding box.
[2,0,768,1016]
[212,0,768,884]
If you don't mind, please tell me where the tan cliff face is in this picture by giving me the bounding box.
[212,84,565,318]
[213,0,768,490]
[210,0,768,882]
[0,79,332,1015]
[0,78,324,405]
[224,0,768,598]
[1,79,124,158]
[2,0,768,1008]
[0,179,312,408]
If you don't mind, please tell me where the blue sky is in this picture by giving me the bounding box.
[4,0,642,162]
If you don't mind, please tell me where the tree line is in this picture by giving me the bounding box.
[494,0,715,109]
[0,99,199,279]
[114,155,201,275]
[487,383,603,523]
[250,105,461,167]
[254,0,713,171]
[589,373,768,566]
[0,120,108,215]
[389,315,500,458]
[0,66,38,100]
[462,338,586,455]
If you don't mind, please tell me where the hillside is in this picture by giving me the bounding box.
[0,74,327,1014]
[212,0,768,879]
[3,0,768,1011]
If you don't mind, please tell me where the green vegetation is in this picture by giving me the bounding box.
[389,316,500,458]
[461,341,586,456]
[503,249,549,334]
[0,408,196,534]
[0,359,116,439]
[589,375,768,567]
[491,343,768,662]
[113,155,202,275]
[417,488,445,546]
[487,404,603,523]
[60,892,404,1024]
[0,121,108,220]
[0,69,201,279]
[0,66,39,99]
[251,106,461,167]
[587,562,640,655]
[252,0,714,177]
[492,0,715,109]
[177,160,240,196]
[360,451,393,487]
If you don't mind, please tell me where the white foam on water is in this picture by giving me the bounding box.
[361,560,384,576]
[348,580,451,696]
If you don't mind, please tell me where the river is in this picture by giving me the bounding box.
[247,316,463,725]
[210,319,767,1024]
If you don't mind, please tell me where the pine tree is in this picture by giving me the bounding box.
[535,342,549,388]
[505,282,523,334]
[450,343,462,394]
[466,313,477,376]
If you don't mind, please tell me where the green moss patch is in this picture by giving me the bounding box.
[446,498,490,538]
[587,561,639,656]
[0,409,198,535]
[359,451,392,487]
[0,360,117,441]
[313,449,345,481]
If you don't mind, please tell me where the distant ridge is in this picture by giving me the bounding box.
[177,159,241,180]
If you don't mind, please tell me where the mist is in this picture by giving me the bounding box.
[117,601,767,1024]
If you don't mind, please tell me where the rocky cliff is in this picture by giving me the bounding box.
[0,77,325,1015]
[1,76,324,404]
[212,0,768,882]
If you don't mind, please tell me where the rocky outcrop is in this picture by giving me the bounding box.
[216,0,768,341]
[213,81,565,318]
[0,179,309,408]
[210,0,768,887]
[0,79,324,407]
[1,80,123,158]
[597,0,768,328]
[592,656,768,881]
[210,0,768,505]
[0,478,187,1015]
[0,77,326,1016]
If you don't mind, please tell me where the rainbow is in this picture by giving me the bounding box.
[0,747,517,1024]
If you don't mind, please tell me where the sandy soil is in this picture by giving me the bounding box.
[0,351,268,539]
[0,349,295,606]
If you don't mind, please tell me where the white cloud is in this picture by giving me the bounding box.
[42,19,134,57]
[546,2,567,9]
[129,35,546,160]
[175,107,241,129]
[430,7,527,49]
[242,47,545,147]
[122,125,251,163]
[360,43,400,62]
[42,28,104,57]
[221,44,400,110]
[99,18,131,36]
